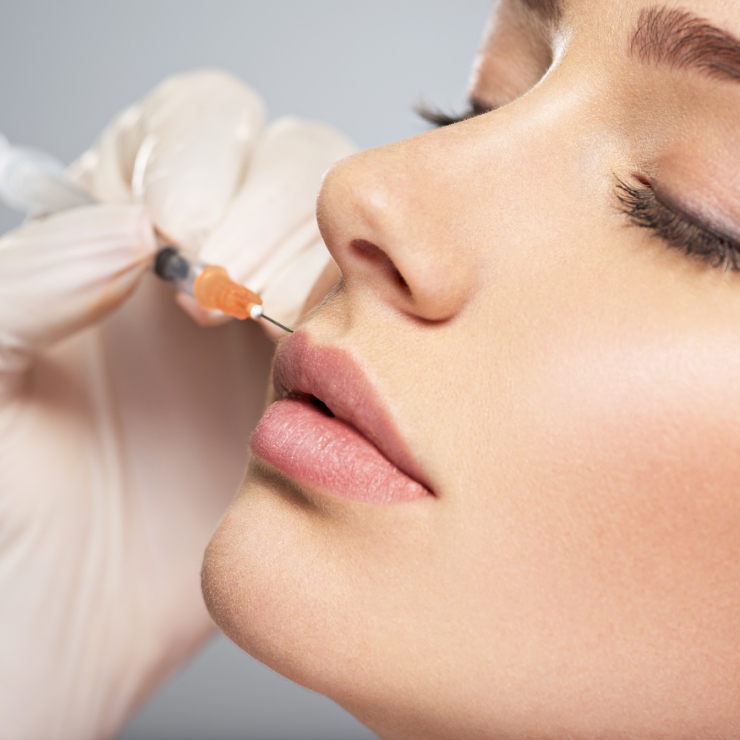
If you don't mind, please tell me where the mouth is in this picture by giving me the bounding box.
[250,332,432,504]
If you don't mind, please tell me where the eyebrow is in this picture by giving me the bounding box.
[631,6,740,83]
[521,0,562,24]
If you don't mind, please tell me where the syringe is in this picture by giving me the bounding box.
[153,247,292,332]
[0,133,292,332]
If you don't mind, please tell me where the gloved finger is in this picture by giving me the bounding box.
[68,103,142,204]
[70,70,266,251]
[174,292,226,327]
[196,117,356,327]
[0,204,156,379]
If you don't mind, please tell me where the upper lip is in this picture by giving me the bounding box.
[271,331,431,492]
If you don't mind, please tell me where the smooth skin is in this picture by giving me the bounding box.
[204,1,740,737]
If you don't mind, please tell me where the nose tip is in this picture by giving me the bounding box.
[316,144,477,324]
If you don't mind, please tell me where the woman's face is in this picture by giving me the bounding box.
[203,0,740,737]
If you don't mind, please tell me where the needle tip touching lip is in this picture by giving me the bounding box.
[260,313,294,333]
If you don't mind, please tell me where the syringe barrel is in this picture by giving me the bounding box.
[153,247,204,296]
[153,247,263,321]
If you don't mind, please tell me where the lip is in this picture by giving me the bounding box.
[250,331,432,504]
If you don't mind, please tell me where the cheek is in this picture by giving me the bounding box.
[544,331,740,517]
[431,326,740,730]
[516,328,740,626]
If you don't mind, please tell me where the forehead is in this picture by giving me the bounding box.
[480,0,740,35]
[537,0,740,17]
[473,0,740,96]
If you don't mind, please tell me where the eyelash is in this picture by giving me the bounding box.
[616,178,740,271]
[416,101,495,127]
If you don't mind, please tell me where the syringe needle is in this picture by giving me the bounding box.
[259,314,294,333]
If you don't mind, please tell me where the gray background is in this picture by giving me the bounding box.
[0,2,489,737]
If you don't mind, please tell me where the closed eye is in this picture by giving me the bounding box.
[417,99,496,128]
[616,177,740,272]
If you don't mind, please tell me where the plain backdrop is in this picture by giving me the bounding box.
[0,2,490,738]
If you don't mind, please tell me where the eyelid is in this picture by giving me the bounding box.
[616,175,740,270]
[650,181,740,245]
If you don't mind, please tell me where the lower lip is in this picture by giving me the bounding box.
[250,398,429,504]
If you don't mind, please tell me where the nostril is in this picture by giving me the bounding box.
[351,239,411,297]
[394,270,410,294]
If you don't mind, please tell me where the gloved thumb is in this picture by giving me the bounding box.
[0,204,156,384]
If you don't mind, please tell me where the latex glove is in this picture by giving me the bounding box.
[0,70,355,740]
[72,69,356,329]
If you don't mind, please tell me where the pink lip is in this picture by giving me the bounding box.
[250,332,432,504]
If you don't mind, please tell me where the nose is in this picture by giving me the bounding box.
[316,128,481,323]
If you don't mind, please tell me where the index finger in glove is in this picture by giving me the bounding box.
[194,117,356,328]
[0,204,155,383]
[70,69,267,251]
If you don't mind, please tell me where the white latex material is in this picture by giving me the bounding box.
[71,69,355,328]
[0,70,355,739]
[0,139,94,214]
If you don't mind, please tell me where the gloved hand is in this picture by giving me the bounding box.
[0,70,355,740]
[71,68,355,330]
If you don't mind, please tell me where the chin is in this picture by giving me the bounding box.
[202,466,393,728]
[203,472,331,686]
[201,463,460,740]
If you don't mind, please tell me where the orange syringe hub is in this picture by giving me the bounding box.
[193,265,263,321]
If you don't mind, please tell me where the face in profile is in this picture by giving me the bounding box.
[203,0,740,737]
